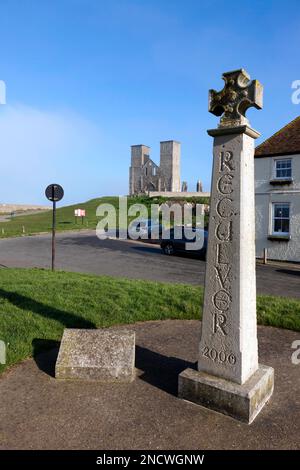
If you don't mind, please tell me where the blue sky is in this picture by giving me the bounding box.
[1,0,300,205]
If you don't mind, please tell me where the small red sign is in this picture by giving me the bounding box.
[74,209,86,217]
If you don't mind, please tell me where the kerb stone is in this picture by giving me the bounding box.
[55,329,135,383]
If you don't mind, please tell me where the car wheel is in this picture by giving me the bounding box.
[163,243,174,255]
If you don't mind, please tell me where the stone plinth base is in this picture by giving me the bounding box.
[178,364,274,424]
[55,329,135,383]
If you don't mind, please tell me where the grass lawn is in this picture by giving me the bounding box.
[0,195,210,239]
[0,268,299,375]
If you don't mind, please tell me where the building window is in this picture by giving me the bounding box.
[153,167,156,176]
[275,159,292,179]
[273,203,290,234]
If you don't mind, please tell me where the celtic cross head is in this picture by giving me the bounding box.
[209,69,263,128]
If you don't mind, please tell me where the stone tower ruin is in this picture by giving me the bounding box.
[129,140,181,195]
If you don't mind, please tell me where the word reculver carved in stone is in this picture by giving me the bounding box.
[179,69,274,424]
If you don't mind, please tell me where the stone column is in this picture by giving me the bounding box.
[198,125,259,384]
[196,180,203,192]
[179,69,274,423]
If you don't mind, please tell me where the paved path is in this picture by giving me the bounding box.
[0,231,300,298]
[0,320,299,450]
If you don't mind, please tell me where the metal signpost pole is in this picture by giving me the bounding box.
[52,199,56,271]
[45,183,64,272]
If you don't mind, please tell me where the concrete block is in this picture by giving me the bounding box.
[55,329,135,383]
[178,364,274,424]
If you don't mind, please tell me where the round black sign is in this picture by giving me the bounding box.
[45,184,64,202]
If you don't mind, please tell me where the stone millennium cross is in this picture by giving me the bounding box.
[179,69,274,423]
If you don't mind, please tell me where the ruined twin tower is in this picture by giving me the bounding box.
[129,140,181,195]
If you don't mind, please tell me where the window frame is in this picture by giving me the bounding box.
[272,202,290,235]
[273,158,292,180]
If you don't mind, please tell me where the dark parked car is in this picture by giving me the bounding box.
[160,226,208,259]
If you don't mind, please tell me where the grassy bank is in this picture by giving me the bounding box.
[0,197,118,238]
[0,195,210,239]
[0,268,299,375]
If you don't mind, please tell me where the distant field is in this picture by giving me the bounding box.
[0,195,210,239]
[0,204,49,214]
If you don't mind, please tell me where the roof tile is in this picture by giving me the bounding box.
[255,116,300,157]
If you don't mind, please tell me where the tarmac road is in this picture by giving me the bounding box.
[0,230,300,298]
